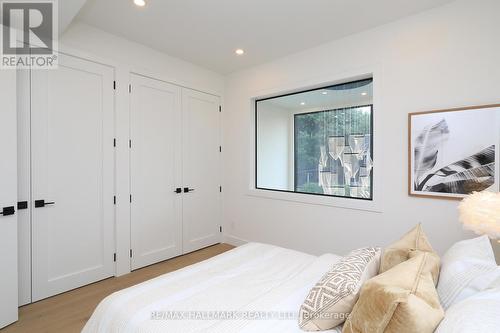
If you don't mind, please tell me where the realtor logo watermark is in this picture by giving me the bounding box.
[1,0,58,69]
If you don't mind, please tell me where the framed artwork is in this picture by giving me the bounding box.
[408,104,500,200]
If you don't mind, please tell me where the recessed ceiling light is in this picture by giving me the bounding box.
[361,92,367,96]
[321,91,328,95]
[134,0,146,7]
[300,102,306,106]
[235,49,244,55]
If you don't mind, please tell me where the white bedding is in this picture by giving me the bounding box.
[83,243,343,333]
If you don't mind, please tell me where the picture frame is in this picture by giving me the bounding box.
[408,104,500,200]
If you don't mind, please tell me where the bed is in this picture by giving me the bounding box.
[83,243,343,333]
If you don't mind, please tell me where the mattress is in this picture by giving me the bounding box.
[83,242,343,333]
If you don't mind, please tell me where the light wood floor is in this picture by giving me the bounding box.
[1,243,235,333]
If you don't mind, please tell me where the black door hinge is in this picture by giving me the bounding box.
[129,84,132,93]
[130,249,133,258]
[113,81,116,90]
[219,186,222,193]
[219,105,222,112]
[113,196,116,205]
[219,146,221,152]
[129,194,132,203]
[113,253,117,262]
[219,226,222,233]
[129,139,132,148]
[113,138,116,147]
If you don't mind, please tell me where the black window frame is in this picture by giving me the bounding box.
[255,79,374,201]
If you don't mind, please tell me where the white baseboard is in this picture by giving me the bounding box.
[223,234,249,247]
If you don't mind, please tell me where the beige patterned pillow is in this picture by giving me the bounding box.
[298,247,381,331]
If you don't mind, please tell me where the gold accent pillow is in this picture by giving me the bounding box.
[298,247,381,331]
[379,224,439,283]
[343,252,444,333]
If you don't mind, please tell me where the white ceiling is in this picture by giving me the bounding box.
[264,82,373,111]
[59,0,88,34]
[0,0,86,36]
[75,0,455,74]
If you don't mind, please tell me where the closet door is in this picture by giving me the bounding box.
[0,66,18,329]
[182,89,221,253]
[17,68,31,306]
[31,54,115,301]
[130,74,182,270]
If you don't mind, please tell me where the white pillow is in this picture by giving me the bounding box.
[437,235,500,309]
[435,287,500,332]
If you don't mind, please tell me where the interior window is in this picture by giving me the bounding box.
[256,78,373,200]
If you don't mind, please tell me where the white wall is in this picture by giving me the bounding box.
[222,0,500,255]
[61,22,225,95]
[256,103,291,190]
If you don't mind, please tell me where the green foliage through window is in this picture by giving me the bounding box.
[294,105,373,199]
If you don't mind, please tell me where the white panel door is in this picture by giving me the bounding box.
[182,89,221,253]
[17,68,31,306]
[31,54,115,301]
[0,64,19,329]
[130,74,182,270]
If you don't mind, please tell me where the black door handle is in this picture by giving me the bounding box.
[34,200,56,208]
[0,206,15,216]
[183,187,195,193]
[18,201,28,210]
[174,188,182,194]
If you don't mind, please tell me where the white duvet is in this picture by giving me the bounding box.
[83,243,343,333]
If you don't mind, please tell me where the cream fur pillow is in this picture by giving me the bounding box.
[379,223,439,283]
[343,252,444,333]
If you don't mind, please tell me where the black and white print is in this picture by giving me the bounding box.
[410,105,500,199]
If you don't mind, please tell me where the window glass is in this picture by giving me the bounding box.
[256,78,373,200]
